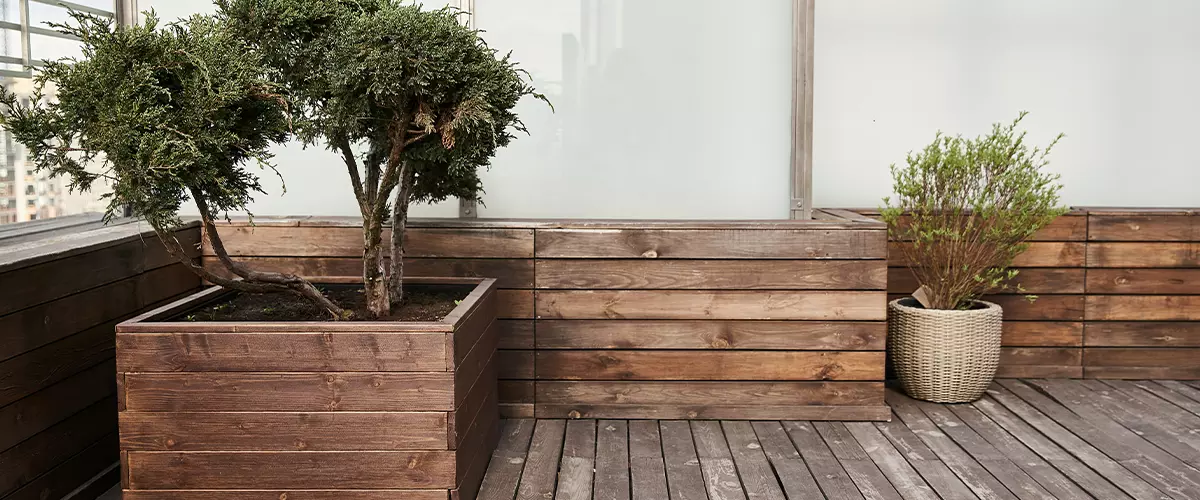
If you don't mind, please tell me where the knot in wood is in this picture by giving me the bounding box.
[641,249,659,258]
[568,410,582,419]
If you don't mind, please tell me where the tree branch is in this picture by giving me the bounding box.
[336,137,369,214]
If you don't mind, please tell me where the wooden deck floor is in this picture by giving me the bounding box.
[478,380,1200,500]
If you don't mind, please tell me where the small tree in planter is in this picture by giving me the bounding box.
[0,12,345,318]
[217,0,545,317]
[881,112,1067,403]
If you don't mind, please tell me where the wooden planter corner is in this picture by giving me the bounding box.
[115,277,500,500]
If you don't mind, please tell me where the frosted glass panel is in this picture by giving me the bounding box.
[473,0,792,218]
[814,0,1200,208]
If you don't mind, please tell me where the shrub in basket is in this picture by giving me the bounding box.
[881,112,1067,403]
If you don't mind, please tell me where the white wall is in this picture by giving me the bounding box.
[815,0,1200,208]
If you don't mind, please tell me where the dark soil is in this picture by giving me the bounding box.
[177,284,471,322]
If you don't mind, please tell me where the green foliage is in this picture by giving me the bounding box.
[0,11,290,232]
[216,0,545,206]
[881,112,1068,310]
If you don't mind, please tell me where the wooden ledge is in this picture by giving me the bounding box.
[209,212,887,231]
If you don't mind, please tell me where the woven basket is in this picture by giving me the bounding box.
[888,297,1003,403]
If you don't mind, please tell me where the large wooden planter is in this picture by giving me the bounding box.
[114,277,500,500]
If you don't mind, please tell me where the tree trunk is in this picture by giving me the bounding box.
[388,164,414,309]
[362,215,390,317]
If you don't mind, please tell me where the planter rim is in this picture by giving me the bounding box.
[888,296,1001,317]
[117,276,496,334]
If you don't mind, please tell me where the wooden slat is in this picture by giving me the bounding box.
[985,295,1085,321]
[514,419,566,500]
[535,351,884,381]
[536,381,883,406]
[119,412,450,451]
[781,421,865,500]
[0,398,116,496]
[1085,296,1200,321]
[536,229,886,259]
[1086,242,1200,268]
[3,434,118,500]
[889,267,1085,295]
[1086,269,1200,295]
[843,422,940,500]
[537,260,886,290]
[498,320,535,349]
[889,242,1085,268]
[720,421,785,500]
[594,420,631,500]
[207,226,536,258]
[0,359,116,451]
[205,257,535,289]
[814,422,904,500]
[0,321,116,407]
[1084,348,1200,368]
[554,420,596,500]
[535,320,884,350]
[499,290,534,319]
[535,290,885,321]
[535,405,892,421]
[1085,322,1200,347]
[126,451,456,489]
[690,421,748,500]
[117,332,449,373]
[629,420,669,500]
[499,381,534,406]
[869,213,1087,242]
[750,421,823,498]
[1000,347,1081,368]
[478,419,536,500]
[659,421,710,500]
[122,372,455,412]
[122,491,447,500]
[1002,322,1083,347]
[1088,215,1200,241]
[497,350,534,380]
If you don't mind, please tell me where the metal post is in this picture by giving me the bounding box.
[17,0,30,68]
[789,0,815,220]
[115,0,138,27]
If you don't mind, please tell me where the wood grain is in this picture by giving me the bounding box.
[1085,269,1200,294]
[889,267,1085,295]
[536,290,885,320]
[1083,348,1200,368]
[1086,242,1200,268]
[0,359,116,451]
[535,320,884,350]
[537,260,885,290]
[535,351,884,381]
[126,451,456,489]
[0,398,116,496]
[536,381,884,406]
[536,229,886,259]
[206,226,535,258]
[122,491,448,500]
[0,320,117,407]
[119,412,451,451]
[205,257,535,288]
[1085,296,1200,321]
[869,213,1086,242]
[1085,322,1200,347]
[1002,322,1082,347]
[1088,215,1200,241]
[122,372,455,412]
[889,242,1085,268]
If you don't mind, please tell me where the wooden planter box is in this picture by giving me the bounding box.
[114,277,500,500]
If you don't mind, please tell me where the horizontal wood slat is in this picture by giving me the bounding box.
[126,451,456,489]
[865,213,1086,242]
[889,267,1085,295]
[1088,215,1200,241]
[1001,322,1083,347]
[535,320,885,350]
[1086,242,1200,268]
[889,242,1086,268]
[536,229,886,259]
[119,412,451,451]
[536,291,885,321]
[534,351,884,381]
[535,381,884,406]
[123,373,456,412]
[0,359,116,452]
[537,260,885,290]
[205,257,535,288]
[1086,268,1200,294]
[121,491,448,500]
[1085,296,1200,321]
[205,226,535,258]
[534,405,894,420]
[1085,322,1200,347]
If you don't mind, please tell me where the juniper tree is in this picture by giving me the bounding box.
[0,12,344,317]
[217,0,545,317]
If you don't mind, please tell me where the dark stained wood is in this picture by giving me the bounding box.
[0,320,118,407]
[1002,322,1082,347]
[126,451,456,489]
[515,419,566,500]
[594,420,631,500]
[629,420,669,500]
[116,332,450,373]
[478,419,536,500]
[536,290,885,321]
[0,359,116,451]
[1084,348,1200,369]
[535,404,893,421]
[499,381,534,406]
[536,381,884,406]
[720,421,786,500]
[122,491,447,500]
[497,350,534,380]
[1086,242,1200,268]
[498,320,535,349]
[123,372,455,412]
[1085,322,1200,347]
[535,320,884,350]
[1086,269,1200,294]
[537,228,886,259]
[690,421,748,500]
[118,412,450,451]
[499,290,534,319]
[889,242,1085,268]
[1086,295,1200,321]
[1088,214,1200,241]
[535,351,884,381]
[997,347,1082,377]
[3,434,118,500]
[984,294,1086,321]
[0,398,116,497]
[538,259,886,290]
[889,267,1085,295]
[659,421,709,500]
[205,256,535,288]
[555,420,597,500]
[207,226,536,258]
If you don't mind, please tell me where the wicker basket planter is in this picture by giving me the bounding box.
[888,297,1003,403]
